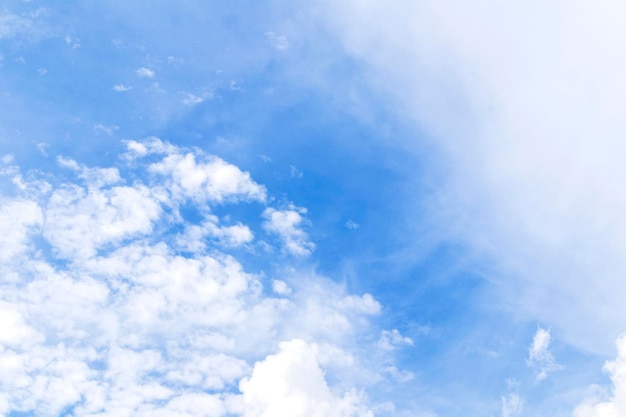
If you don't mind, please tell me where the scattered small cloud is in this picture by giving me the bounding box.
[136,67,155,78]
[36,143,48,156]
[64,34,80,48]
[383,365,413,383]
[262,206,314,256]
[37,67,46,75]
[94,124,119,136]
[181,92,212,106]
[151,82,165,93]
[345,220,359,230]
[112,84,132,92]
[289,165,303,179]
[265,31,289,50]
[502,393,523,417]
[377,329,413,352]
[0,12,32,39]
[1,154,15,165]
[527,327,561,382]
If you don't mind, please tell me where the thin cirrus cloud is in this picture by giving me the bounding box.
[0,139,412,416]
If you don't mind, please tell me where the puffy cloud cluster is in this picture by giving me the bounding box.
[0,139,408,416]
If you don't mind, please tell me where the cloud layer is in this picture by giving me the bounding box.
[0,139,410,416]
[321,0,626,356]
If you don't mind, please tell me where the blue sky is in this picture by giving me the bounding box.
[1,1,626,416]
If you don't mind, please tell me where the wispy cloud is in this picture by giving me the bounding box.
[113,84,132,92]
[265,31,289,50]
[0,12,32,39]
[501,393,523,417]
[527,327,561,382]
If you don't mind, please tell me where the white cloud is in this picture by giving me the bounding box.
[136,67,155,78]
[240,339,373,417]
[44,182,161,259]
[94,123,119,135]
[272,280,292,296]
[181,92,212,106]
[122,138,266,204]
[113,84,132,92]
[0,12,33,39]
[527,327,561,382]
[289,164,303,178]
[0,141,405,416]
[0,303,43,346]
[262,206,314,256]
[176,216,254,252]
[377,329,413,352]
[345,220,359,230]
[574,334,626,417]
[122,137,177,160]
[321,0,626,357]
[265,32,289,50]
[501,393,523,417]
[0,199,42,263]
[148,151,267,204]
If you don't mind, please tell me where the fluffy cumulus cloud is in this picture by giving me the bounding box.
[0,139,409,416]
[124,137,267,204]
[240,339,373,417]
[574,334,626,417]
